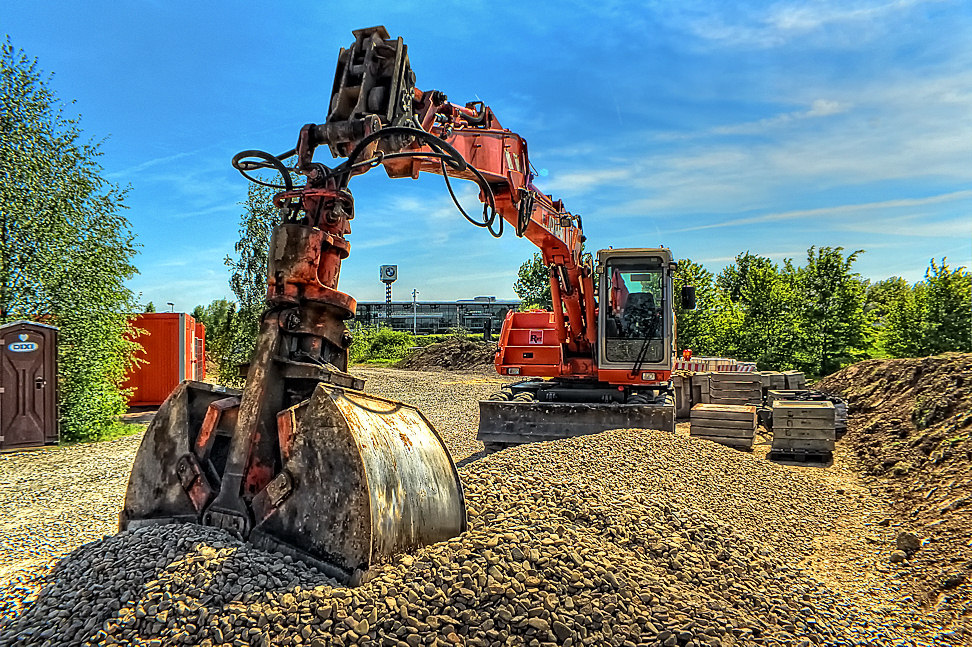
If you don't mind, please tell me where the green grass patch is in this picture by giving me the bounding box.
[349,326,415,364]
[62,421,147,445]
[355,357,405,366]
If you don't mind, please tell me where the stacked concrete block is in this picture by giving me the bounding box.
[831,399,848,437]
[758,371,786,399]
[767,389,804,407]
[690,403,758,449]
[782,370,807,390]
[771,400,835,456]
[705,372,763,406]
[672,374,693,419]
[767,389,847,437]
[692,372,712,405]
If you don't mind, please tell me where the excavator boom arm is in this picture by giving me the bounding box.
[308,25,596,349]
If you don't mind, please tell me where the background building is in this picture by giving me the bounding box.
[354,296,521,335]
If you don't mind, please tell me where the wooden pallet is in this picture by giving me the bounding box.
[768,449,833,463]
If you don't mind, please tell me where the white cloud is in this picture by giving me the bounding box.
[585,64,972,217]
[686,0,945,49]
[705,98,849,135]
[543,168,635,193]
[667,190,972,233]
[107,151,193,178]
[766,0,931,32]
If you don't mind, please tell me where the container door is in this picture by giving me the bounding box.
[194,322,206,380]
[1,325,57,449]
[180,314,192,382]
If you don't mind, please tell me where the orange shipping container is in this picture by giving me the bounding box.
[123,313,206,406]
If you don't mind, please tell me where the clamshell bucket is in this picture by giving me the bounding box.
[120,380,466,583]
[254,384,466,578]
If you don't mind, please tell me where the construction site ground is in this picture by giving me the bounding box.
[0,348,969,646]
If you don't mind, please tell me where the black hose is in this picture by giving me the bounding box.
[338,126,467,187]
[439,159,502,238]
[231,149,294,191]
[234,126,505,239]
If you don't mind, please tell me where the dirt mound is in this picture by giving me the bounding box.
[397,338,496,371]
[817,353,972,632]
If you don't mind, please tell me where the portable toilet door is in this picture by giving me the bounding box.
[0,321,59,450]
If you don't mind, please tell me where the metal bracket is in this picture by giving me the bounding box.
[251,470,295,524]
[176,453,215,514]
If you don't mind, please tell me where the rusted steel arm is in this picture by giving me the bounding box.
[377,99,597,350]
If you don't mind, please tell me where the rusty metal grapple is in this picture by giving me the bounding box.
[120,28,470,581]
[121,187,467,584]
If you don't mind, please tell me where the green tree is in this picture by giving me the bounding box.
[713,252,800,370]
[865,277,909,322]
[220,184,278,383]
[144,301,156,312]
[672,258,716,355]
[882,259,972,358]
[882,283,926,358]
[792,246,867,375]
[715,252,777,305]
[922,258,971,353]
[192,298,237,379]
[513,252,552,310]
[863,276,909,356]
[1,40,139,441]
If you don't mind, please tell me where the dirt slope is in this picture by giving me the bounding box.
[817,353,972,635]
[397,338,497,371]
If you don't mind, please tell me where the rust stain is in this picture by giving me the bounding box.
[399,431,413,449]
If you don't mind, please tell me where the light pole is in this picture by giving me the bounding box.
[166,302,174,312]
[412,289,419,334]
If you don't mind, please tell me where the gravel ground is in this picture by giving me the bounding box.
[0,366,955,645]
[0,434,143,620]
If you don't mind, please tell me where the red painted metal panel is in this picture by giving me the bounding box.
[123,313,200,407]
[183,314,193,382]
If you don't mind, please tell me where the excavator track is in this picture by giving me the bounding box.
[477,389,675,449]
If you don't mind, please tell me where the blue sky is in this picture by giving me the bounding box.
[5,1,971,311]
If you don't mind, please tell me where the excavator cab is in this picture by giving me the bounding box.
[477,249,683,448]
[597,248,674,376]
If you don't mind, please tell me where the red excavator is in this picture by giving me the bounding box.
[121,26,694,581]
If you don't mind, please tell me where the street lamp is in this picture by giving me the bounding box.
[412,289,419,334]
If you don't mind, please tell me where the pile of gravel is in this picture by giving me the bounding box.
[2,429,914,647]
